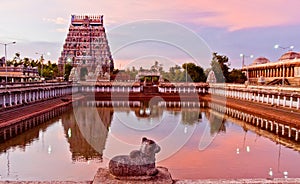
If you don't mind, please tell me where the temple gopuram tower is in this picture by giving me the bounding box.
[58,15,114,81]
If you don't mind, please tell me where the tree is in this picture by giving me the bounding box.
[41,61,59,80]
[228,69,247,83]
[150,61,163,72]
[64,63,73,81]
[162,64,184,82]
[210,52,230,83]
[182,63,206,82]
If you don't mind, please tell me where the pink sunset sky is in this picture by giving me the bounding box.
[0,0,299,69]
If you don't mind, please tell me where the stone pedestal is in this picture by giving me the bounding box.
[92,166,173,184]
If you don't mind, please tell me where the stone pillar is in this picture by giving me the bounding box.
[290,96,293,108]
[29,91,32,101]
[32,91,36,101]
[271,95,274,105]
[8,93,12,106]
[283,96,286,107]
[3,94,6,107]
[277,95,280,106]
[24,91,27,103]
[14,93,18,105]
[19,92,23,105]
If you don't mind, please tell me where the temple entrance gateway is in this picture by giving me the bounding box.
[58,15,114,81]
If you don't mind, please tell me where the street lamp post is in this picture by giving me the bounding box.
[240,53,254,82]
[274,44,294,51]
[0,41,16,86]
[36,52,50,81]
[274,44,294,86]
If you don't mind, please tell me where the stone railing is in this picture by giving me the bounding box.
[209,83,300,110]
[0,82,77,108]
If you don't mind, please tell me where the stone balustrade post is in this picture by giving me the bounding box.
[3,94,6,107]
[9,92,12,106]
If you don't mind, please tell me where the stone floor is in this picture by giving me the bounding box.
[175,178,300,184]
[1,178,300,184]
[92,166,173,184]
[0,182,91,184]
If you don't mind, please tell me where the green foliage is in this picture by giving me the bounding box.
[150,61,163,72]
[162,65,185,82]
[228,69,247,83]
[125,66,138,80]
[123,61,206,83]
[42,62,59,80]
[181,110,201,125]
[210,52,230,83]
[182,63,206,82]
[6,53,59,80]
[64,63,73,81]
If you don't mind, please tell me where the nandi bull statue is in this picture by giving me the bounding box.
[109,137,161,177]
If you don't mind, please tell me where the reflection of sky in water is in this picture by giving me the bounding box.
[0,120,99,181]
[113,110,164,131]
[104,110,197,162]
[0,106,300,180]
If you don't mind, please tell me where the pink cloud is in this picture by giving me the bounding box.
[43,17,68,25]
[86,0,300,31]
[192,0,299,31]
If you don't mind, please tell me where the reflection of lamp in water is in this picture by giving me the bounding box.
[283,171,288,178]
[268,168,273,180]
[48,145,52,154]
[139,109,144,115]
[246,146,250,153]
[184,126,188,134]
[145,108,151,115]
[236,129,250,154]
[68,128,72,138]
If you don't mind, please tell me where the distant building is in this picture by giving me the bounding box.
[0,57,39,83]
[242,51,300,86]
[58,15,114,81]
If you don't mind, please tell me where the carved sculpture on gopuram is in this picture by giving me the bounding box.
[58,15,114,82]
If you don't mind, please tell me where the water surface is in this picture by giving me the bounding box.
[0,102,299,180]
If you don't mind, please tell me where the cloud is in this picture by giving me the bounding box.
[89,0,300,31]
[43,17,68,25]
[55,28,67,33]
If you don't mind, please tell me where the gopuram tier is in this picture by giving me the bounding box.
[58,15,114,81]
